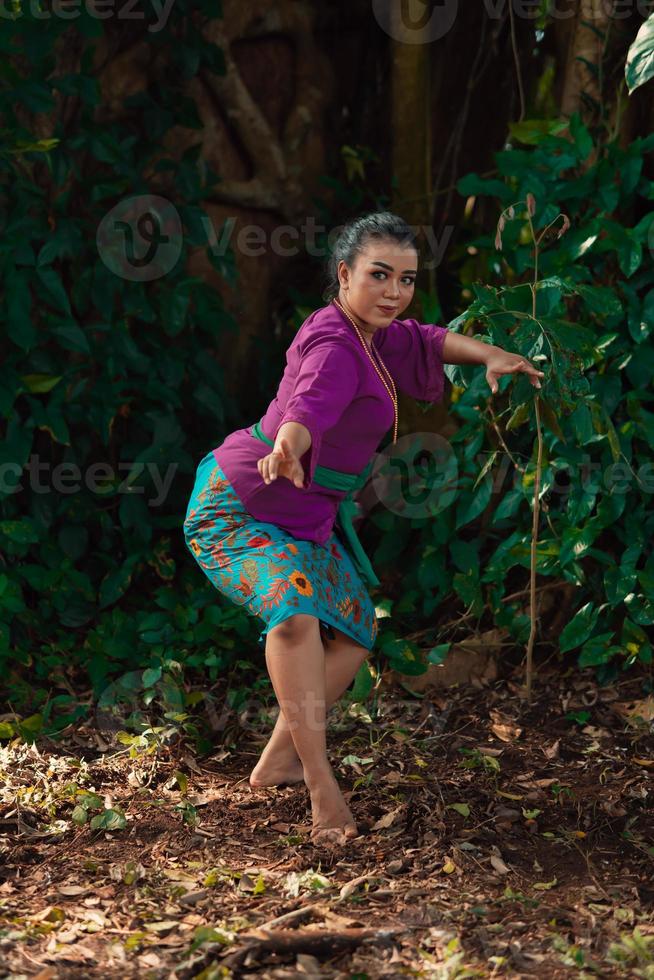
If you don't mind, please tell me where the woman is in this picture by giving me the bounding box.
[183,211,544,846]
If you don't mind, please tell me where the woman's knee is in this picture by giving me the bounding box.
[268,613,320,644]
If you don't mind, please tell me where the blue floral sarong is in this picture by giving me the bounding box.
[183,451,378,650]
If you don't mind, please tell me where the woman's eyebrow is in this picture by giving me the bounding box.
[370,260,417,274]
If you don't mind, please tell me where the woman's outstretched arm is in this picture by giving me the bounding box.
[442,332,545,395]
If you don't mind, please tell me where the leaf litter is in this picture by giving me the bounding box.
[0,662,652,978]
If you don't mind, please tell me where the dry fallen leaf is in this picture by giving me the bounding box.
[143,920,180,934]
[371,805,404,831]
[613,696,654,723]
[533,878,558,890]
[515,777,558,788]
[490,722,522,742]
[58,885,90,896]
[338,874,378,900]
[490,854,511,875]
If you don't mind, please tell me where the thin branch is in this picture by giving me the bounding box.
[508,0,526,123]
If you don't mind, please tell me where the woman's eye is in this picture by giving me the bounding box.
[371,272,415,285]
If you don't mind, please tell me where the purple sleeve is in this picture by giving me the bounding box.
[273,338,360,489]
[376,318,449,402]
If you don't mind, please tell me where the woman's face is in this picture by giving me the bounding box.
[337,239,418,328]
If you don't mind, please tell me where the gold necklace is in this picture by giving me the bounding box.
[333,297,398,444]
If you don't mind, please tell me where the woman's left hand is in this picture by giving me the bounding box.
[485,349,545,395]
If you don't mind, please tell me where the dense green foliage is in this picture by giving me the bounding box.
[370,117,654,685]
[0,5,253,744]
[1,9,652,744]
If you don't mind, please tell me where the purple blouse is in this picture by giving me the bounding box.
[211,301,449,544]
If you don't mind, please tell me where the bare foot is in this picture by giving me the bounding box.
[249,749,305,788]
[307,770,359,845]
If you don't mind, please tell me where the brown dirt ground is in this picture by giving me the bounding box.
[1,662,653,979]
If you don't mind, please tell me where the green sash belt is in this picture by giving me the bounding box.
[250,419,380,588]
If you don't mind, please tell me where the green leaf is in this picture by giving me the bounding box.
[625,13,654,94]
[604,565,638,607]
[507,118,568,145]
[10,138,60,155]
[569,403,594,445]
[559,602,599,653]
[36,267,72,315]
[547,318,597,354]
[455,475,493,529]
[348,662,374,702]
[624,593,654,626]
[0,520,40,545]
[452,571,483,614]
[89,808,127,831]
[142,666,162,688]
[71,805,88,826]
[566,709,591,725]
[539,399,566,442]
[492,488,522,523]
[578,632,619,667]
[447,802,471,817]
[99,563,135,609]
[506,403,531,431]
[51,322,91,354]
[20,374,63,394]
[569,111,593,160]
[6,270,36,351]
[472,450,498,491]
[77,791,103,810]
[576,284,623,319]
[427,643,451,665]
[616,232,642,278]
[456,174,513,202]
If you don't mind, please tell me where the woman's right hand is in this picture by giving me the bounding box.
[257,437,305,489]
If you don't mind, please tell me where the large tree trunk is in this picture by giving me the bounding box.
[388,2,451,442]
[89,0,335,397]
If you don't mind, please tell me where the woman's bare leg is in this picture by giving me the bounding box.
[250,624,369,787]
[256,614,364,841]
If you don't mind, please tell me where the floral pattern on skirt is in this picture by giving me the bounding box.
[182,452,378,650]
